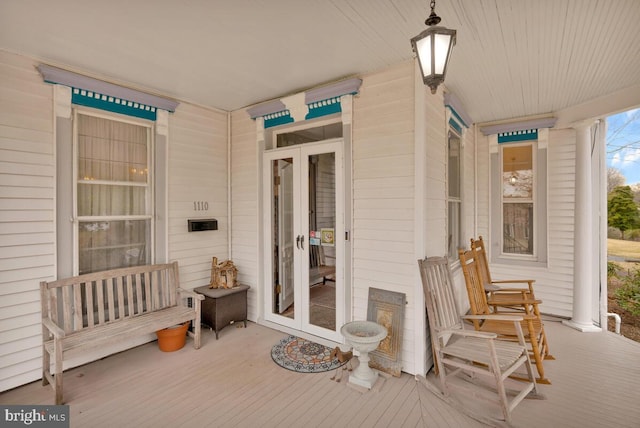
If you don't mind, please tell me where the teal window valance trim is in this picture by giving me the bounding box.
[306,96,342,120]
[72,88,157,121]
[264,110,294,128]
[37,64,178,120]
[498,129,538,143]
[449,117,463,134]
[262,96,343,128]
[247,77,361,128]
[480,117,556,136]
[449,108,467,129]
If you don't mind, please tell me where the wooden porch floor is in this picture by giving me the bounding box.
[2,318,640,427]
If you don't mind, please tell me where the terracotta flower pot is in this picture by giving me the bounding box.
[156,322,189,352]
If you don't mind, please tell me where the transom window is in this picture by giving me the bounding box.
[271,117,343,149]
[75,111,153,274]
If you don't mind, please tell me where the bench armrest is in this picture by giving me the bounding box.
[177,287,205,300]
[42,318,65,338]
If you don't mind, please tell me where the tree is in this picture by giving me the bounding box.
[608,185,640,239]
[607,167,626,193]
[631,183,640,205]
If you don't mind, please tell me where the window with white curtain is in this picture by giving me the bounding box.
[75,111,153,274]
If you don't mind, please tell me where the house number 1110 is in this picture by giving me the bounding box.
[193,201,209,211]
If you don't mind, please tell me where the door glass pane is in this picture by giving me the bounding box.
[79,219,149,275]
[503,203,533,254]
[271,158,295,317]
[308,152,336,331]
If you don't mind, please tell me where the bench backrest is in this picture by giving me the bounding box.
[40,262,181,334]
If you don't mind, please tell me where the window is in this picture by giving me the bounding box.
[75,111,153,274]
[501,143,534,255]
[447,129,462,259]
[271,117,343,149]
[489,130,547,266]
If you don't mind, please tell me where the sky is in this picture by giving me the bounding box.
[607,108,640,186]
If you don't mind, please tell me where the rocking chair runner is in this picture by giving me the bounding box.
[418,256,541,426]
[458,248,553,384]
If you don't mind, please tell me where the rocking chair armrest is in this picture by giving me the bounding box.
[491,279,535,285]
[442,328,498,340]
[462,314,524,322]
[484,283,502,292]
[491,288,531,298]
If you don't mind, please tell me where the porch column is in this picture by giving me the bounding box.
[563,120,601,332]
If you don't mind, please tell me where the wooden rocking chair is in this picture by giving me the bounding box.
[471,236,535,296]
[418,256,542,426]
[459,248,553,384]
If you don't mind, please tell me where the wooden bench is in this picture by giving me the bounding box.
[40,262,203,404]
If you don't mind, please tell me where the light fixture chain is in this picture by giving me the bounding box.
[425,0,442,26]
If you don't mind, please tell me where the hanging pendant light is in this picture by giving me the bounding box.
[410,0,457,94]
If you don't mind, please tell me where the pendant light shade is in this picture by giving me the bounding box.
[411,1,456,94]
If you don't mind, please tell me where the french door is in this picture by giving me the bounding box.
[263,139,344,342]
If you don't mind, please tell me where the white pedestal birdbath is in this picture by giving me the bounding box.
[340,321,388,389]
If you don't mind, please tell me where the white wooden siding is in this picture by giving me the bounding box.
[230,110,259,321]
[352,61,418,373]
[476,128,576,318]
[424,89,447,259]
[168,104,228,290]
[0,51,54,392]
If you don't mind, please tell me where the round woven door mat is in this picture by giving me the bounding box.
[271,335,346,373]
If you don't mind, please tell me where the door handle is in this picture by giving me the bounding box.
[296,235,300,249]
[300,235,304,250]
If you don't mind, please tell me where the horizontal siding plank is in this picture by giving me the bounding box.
[0,243,54,259]
[0,290,40,306]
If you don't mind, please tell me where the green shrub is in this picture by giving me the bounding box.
[615,267,640,316]
[608,227,623,239]
[627,229,640,242]
[608,261,619,279]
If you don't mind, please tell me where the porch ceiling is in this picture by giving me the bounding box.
[2,0,639,123]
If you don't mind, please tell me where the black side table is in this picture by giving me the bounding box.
[194,284,249,339]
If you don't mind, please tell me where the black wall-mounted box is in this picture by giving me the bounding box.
[188,219,218,232]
